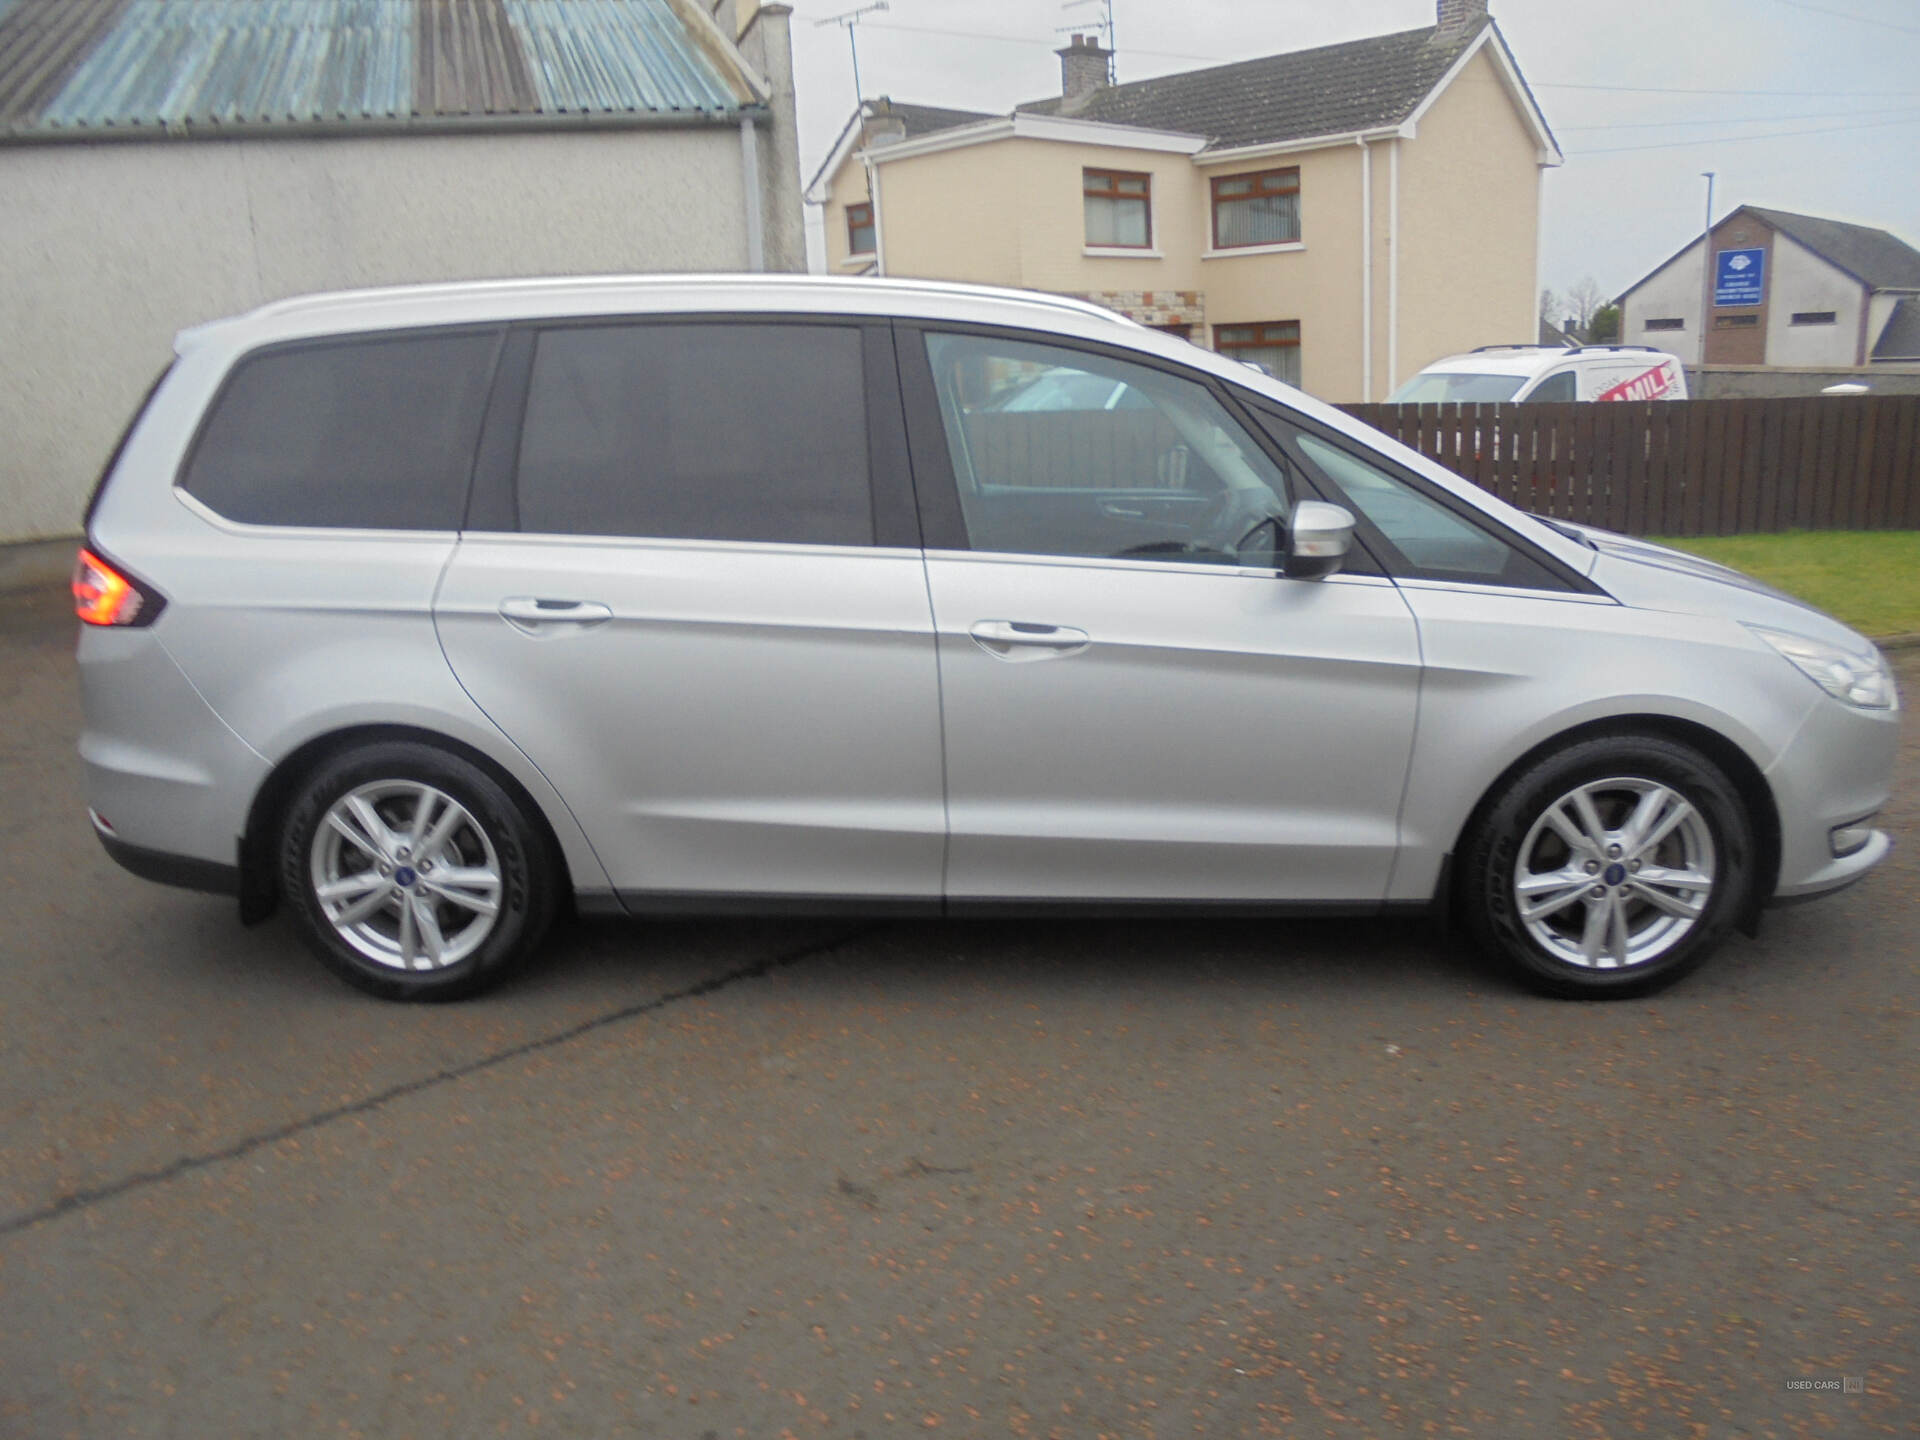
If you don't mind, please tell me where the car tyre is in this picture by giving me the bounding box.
[1459,734,1755,999]
[280,741,555,1001]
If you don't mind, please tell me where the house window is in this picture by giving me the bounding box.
[1791,311,1837,326]
[1084,169,1151,248]
[1644,318,1685,331]
[1215,321,1301,387]
[1212,168,1301,248]
[846,202,875,257]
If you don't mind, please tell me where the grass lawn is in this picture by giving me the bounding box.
[1645,530,1920,638]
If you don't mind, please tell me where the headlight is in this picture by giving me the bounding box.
[1746,624,1895,709]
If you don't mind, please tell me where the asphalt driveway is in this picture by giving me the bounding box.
[2,582,1913,1438]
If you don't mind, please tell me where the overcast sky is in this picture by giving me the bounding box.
[786,0,1920,303]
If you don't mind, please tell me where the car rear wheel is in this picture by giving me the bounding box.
[1460,734,1755,999]
[280,741,554,1000]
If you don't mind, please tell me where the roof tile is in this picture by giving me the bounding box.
[1019,20,1487,149]
[1747,206,1920,292]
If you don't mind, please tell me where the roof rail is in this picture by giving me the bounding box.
[228,272,1144,332]
[1470,342,1569,353]
[1564,344,1662,354]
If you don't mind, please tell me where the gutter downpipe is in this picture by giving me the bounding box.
[1388,138,1401,396]
[1357,136,1373,402]
[739,115,765,272]
[865,153,887,277]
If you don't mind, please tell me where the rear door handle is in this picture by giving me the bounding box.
[969,620,1091,661]
[498,597,613,635]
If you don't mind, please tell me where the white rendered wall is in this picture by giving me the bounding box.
[1764,232,1865,367]
[1,127,749,541]
[1621,242,1705,366]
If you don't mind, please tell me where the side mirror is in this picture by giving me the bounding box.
[1284,501,1356,580]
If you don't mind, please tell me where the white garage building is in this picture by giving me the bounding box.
[0,0,802,544]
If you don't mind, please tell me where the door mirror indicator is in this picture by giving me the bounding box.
[1284,501,1356,580]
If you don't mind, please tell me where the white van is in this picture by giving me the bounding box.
[1388,345,1688,405]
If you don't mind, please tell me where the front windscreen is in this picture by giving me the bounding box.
[1386,372,1526,404]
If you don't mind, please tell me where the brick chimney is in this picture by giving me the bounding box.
[1056,33,1111,108]
[1436,0,1488,36]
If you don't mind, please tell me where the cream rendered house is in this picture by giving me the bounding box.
[806,0,1558,402]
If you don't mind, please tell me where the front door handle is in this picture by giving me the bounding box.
[968,620,1091,661]
[498,597,614,635]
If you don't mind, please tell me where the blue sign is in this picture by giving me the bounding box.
[1715,247,1766,307]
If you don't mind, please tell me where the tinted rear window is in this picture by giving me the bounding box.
[181,331,499,529]
[513,322,873,545]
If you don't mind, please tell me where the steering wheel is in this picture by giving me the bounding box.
[1108,491,1281,564]
[1193,489,1285,562]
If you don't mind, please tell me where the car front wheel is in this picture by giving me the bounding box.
[1460,734,1756,999]
[280,741,555,1000]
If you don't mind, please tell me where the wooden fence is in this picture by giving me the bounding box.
[965,412,1180,491]
[1339,396,1920,537]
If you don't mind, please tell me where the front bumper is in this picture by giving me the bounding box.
[1765,688,1899,900]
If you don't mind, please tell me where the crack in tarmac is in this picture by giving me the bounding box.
[0,924,879,1238]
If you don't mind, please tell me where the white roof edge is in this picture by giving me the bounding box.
[1008,112,1211,153]
[1403,24,1562,167]
[804,105,871,203]
[857,116,1016,167]
[851,111,1210,172]
[1193,126,1405,165]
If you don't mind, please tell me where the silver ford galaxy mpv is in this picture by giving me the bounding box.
[76,276,1896,1001]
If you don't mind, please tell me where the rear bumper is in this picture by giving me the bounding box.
[94,821,239,896]
[78,625,268,874]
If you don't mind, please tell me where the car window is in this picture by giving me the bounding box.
[514,323,873,545]
[987,370,1151,412]
[1386,372,1525,404]
[923,331,1291,567]
[1524,371,1576,403]
[180,331,498,529]
[1289,431,1565,589]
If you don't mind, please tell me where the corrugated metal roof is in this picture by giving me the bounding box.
[506,0,736,115]
[418,0,538,115]
[0,0,131,127]
[0,0,747,140]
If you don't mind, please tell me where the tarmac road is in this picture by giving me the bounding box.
[2,582,1914,1438]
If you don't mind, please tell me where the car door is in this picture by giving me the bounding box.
[898,324,1423,906]
[433,318,945,909]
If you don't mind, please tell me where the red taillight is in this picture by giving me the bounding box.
[73,548,160,627]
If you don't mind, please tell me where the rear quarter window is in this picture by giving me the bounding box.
[512,321,874,546]
[179,330,500,529]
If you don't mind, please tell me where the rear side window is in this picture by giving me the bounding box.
[1524,371,1576,403]
[181,331,499,529]
[513,323,873,546]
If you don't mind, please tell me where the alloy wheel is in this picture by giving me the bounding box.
[1513,776,1717,970]
[308,780,503,972]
